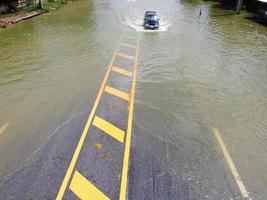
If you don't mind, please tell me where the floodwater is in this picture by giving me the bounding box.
[0,0,267,199]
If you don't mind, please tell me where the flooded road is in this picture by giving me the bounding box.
[0,0,267,199]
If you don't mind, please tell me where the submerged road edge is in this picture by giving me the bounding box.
[212,128,249,198]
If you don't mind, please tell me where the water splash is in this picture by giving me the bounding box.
[123,14,172,32]
[112,0,179,32]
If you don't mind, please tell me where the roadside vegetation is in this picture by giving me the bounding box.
[0,0,69,27]
[23,0,63,12]
[1,0,66,17]
[42,0,62,11]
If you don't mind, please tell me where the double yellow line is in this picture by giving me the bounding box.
[56,32,139,200]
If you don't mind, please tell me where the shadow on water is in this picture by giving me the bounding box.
[210,12,236,17]
[246,15,267,27]
[212,2,235,10]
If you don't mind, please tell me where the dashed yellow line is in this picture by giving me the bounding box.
[117,53,135,60]
[93,116,125,143]
[212,128,249,198]
[119,36,139,200]
[56,34,123,200]
[104,86,130,101]
[70,170,110,200]
[112,66,132,77]
[0,122,9,135]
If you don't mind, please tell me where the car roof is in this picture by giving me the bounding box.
[145,11,157,14]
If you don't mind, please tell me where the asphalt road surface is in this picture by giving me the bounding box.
[0,0,267,199]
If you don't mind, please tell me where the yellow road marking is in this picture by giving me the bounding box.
[112,66,132,77]
[93,116,125,143]
[117,53,135,60]
[119,36,139,200]
[212,128,249,198]
[56,34,123,200]
[120,43,137,49]
[124,35,136,40]
[69,170,110,200]
[0,123,9,135]
[104,86,130,101]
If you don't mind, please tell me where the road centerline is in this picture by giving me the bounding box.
[120,43,137,49]
[56,32,139,200]
[112,66,133,77]
[119,36,139,200]
[55,34,123,200]
[69,170,110,200]
[104,85,130,101]
[93,116,125,143]
[117,53,135,60]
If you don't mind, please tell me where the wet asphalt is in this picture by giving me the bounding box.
[1,0,267,199]
[0,33,245,199]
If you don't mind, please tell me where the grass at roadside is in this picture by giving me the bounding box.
[42,1,62,12]
[0,0,64,19]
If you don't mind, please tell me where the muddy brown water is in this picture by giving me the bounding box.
[0,0,266,199]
